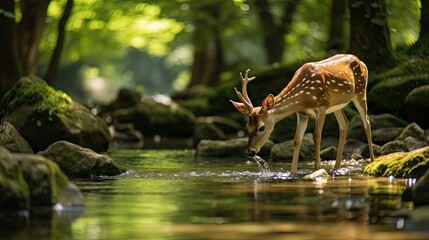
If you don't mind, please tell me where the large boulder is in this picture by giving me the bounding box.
[38,141,126,177]
[364,146,429,178]
[0,121,33,153]
[0,76,111,152]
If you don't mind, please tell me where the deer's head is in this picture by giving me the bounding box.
[230,69,276,158]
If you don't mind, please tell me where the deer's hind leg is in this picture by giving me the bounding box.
[352,96,375,162]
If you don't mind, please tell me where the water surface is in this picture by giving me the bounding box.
[1,150,428,240]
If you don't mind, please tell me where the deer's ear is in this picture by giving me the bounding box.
[262,94,275,113]
[230,100,250,115]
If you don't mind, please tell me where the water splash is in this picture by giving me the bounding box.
[253,155,272,176]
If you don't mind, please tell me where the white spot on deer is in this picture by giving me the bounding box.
[295,100,300,104]
[310,86,315,90]
[299,90,304,94]
[319,87,323,91]
[338,83,344,86]
[312,96,317,100]
[315,80,322,83]
[334,89,339,92]
[306,92,311,95]
[311,73,317,77]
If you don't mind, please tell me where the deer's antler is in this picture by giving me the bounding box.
[234,69,255,113]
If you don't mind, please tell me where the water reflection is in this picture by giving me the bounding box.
[1,150,428,240]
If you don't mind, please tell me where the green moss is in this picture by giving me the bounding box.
[364,146,429,178]
[1,76,72,118]
[368,73,429,115]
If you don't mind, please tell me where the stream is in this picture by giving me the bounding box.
[1,149,429,239]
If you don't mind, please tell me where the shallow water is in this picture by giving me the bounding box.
[1,149,429,240]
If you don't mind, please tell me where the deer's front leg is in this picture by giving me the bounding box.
[313,108,326,170]
[291,113,309,173]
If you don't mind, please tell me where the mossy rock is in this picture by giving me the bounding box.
[15,153,84,207]
[404,85,429,128]
[367,73,429,118]
[364,146,429,178]
[0,146,29,210]
[113,98,196,138]
[348,113,408,142]
[0,76,111,152]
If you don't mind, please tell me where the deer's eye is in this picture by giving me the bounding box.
[258,126,266,133]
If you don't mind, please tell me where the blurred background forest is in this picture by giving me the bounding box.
[0,0,425,104]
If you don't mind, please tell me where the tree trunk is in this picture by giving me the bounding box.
[254,0,300,64]
[17,0,50,76]
[45,0,73,85]
[188,3,224,88]
[0,0,21,98]
[348,0,396,70]
[418,0,429,38]
[327,0,346,52]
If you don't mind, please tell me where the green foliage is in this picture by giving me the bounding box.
[35,0,423,100]
[386,0,420,49]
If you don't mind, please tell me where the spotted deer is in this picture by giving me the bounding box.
[230,54,375,173]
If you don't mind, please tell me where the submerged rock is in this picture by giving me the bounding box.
[0,121,33,153]
[0,76,111,152]
[303,169,329,180]
[195,138,274,159]
[364,146,429,178]
[38,141,126,177]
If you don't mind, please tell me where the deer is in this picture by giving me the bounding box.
[230,54,375,173]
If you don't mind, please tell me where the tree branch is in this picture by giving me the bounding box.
[45,0,73,85]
